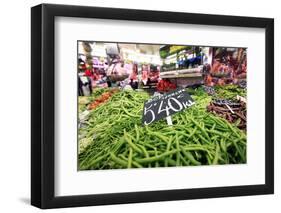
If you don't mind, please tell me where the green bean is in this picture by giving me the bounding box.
[191,118,211,141]
[186,126,198,140]
[179,154,189,166]
[135,124,140,141]
[80,149,104,168]
[124,130,142,154]
[119,155,143,168]
[176,131,190,138]
[220,138,227,153]
[110,153,127,168]
[181,148,201,166]
[137,144,149,158]
[167,158,177,166]
[212,143,220,165]
[226,122,244,138]
[132,161,143,168]
[135,150,178,164]
[154,148,159,167]
[206,129,229,138]
[164,137,173,167]
[175,133,180,166]
[128,148,133,168]
[144,143,156,150]
[206,155,212,165]
[196,133,211,144]
[148,131,170,143]
[232,139,246,162]
[80,154,107,170]
[121,105,139,118]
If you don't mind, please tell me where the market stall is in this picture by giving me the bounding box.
[157,45,207,90]
[77,41,247,170]
[204,47,247,86]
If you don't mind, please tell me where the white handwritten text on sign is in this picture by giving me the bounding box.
[142,89,194,125]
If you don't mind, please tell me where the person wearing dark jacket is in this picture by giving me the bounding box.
[78,76,84,96]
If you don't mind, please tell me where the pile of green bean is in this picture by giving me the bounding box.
[78,90,149,167]
[78,89,246,170]
[214,85,246,100]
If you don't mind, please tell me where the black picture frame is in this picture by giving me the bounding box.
[31,3,274,209]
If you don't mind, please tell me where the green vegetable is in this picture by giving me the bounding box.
[181,148,201,166]
[128,148,133,168]
[78,89,246,170]
[134,150,178,164]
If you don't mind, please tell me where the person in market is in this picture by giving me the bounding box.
[92,68,101,81]
[78,75,84,96]
[129,64,138,90]
[78,58,87,96]
[202,63,211,83]
[78,58,87,72]
[83,65,93,94]
[84,65,93,78]
[148,65,160,84]
[141,64,149,85]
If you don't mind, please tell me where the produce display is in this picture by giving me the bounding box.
[202,85,216,96]
[214,85,246,100]
[78,42,248,171]
[78,86,246,170]
[157,79,177,92]
[88,88,119,110]
[207,100,246,131]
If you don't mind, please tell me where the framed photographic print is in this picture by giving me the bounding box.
[31,3,274,209]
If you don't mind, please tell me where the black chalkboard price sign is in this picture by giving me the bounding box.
[142,89,195,125]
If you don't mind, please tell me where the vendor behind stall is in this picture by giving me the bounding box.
[129,64,138,90]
